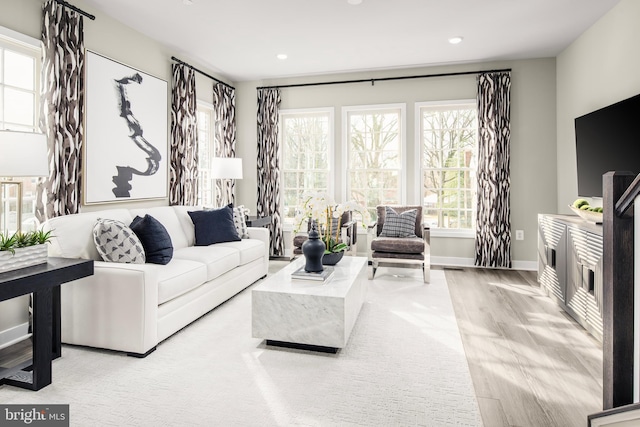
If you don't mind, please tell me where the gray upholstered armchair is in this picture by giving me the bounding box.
[368,205,430,283]
[293,211,358,256]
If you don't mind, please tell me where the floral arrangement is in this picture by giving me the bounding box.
[294,191,370,254]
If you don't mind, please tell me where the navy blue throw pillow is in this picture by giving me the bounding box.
[188,207,241,246]
[130,214,173,265]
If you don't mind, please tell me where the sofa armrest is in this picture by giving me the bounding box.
[247,226,270,265]
[60,261,159,355]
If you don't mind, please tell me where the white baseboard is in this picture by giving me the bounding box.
[0,322,29,350]
[431,256,537,271]
[512,260,538,271]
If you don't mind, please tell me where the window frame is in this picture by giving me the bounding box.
[415,99,478,239]
[342,103,407,220]
[0,26,41,132]
[278,106,335,225]
[195,100,217,206]
[0,26,41,232]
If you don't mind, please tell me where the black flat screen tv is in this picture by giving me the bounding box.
[574,93,640,198]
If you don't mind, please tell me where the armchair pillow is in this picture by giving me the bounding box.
[130,214,174,265]
[379,207,418,238]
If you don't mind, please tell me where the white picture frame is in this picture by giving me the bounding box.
[84,50,168,204]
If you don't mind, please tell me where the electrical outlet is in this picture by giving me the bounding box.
[515,230,524,241]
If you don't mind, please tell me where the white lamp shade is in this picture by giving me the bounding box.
[0,130,49,177]
[211,157,243,179]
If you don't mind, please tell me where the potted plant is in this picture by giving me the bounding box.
[294,192,369,264]
[0,229,53,273]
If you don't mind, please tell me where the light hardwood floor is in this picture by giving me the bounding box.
[445,267,603,427]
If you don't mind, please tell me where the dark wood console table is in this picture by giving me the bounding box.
[0,257,93,390]
[246,215,271,228]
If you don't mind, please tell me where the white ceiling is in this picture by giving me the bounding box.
[82,0,621,82]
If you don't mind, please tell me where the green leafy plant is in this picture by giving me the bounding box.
[0,229,53,254]
[0,233,18,254]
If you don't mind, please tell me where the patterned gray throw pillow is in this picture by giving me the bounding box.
[93,218,145,264]
[232,205,250,239]
[379,207,418,238]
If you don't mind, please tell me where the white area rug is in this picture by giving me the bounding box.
[0,265,482,426]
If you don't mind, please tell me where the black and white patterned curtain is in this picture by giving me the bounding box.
[213,82,236,206]
[474,71,512,268]
[257,88,284,256]
[169,64,198,206]
[36,0,84,222]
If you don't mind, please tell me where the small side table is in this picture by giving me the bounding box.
[246,215,271,228]
[0,257,93,390]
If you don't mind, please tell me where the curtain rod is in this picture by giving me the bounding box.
[256,68,512,90]
[171,56,235,90]
[54,0,95,20]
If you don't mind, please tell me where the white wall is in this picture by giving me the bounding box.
[236,58,557,267]
[556,0,640,213]
[557,0,640,402]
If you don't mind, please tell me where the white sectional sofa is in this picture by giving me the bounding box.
[42,205,269,357]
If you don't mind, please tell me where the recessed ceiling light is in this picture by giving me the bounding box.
[277,54,288,60]
[448,36,464,45]
[347,0,363,5]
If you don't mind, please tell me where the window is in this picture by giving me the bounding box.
[196,101,217,206]
[418,101,478,231]
[344,104,405,221]
[280,108,333,221]
[0,28,41,232]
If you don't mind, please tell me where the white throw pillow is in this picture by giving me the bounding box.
[93,218,145,264]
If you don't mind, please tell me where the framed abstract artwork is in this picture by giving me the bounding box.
[84,50,168,204]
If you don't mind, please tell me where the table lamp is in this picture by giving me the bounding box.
[211,157,243,206]
[0,130,49,232]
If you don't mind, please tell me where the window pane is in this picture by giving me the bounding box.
[4,88,34,126]
[280,110,332,220]
[347,107,403,219]
[420,104,478,230]
[196,103,217,206]
[4,50,34,90]
[0,40,40,232]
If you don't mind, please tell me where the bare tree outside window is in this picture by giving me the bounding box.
[280,110,332,221]
[346,107,403,221]
[420,102,478,230]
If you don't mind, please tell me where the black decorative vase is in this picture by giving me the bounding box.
[302,222,325,273]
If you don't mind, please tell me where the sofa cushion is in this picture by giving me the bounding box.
[188,208,240,245]
[215,238,266,266]
[170,205,201,247]
[43,209,134,260]
[173,245,240,281]
[93,218,145,264]
[371,236,425,254]
[129,207,190,250]
[155,259,208,304]
[131,215,174,265]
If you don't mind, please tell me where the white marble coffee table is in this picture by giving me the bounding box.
[252,256,367,352]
